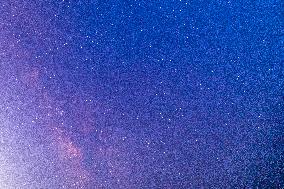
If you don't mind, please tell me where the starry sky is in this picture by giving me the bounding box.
[0,0,283,188]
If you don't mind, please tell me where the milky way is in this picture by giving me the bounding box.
[0,0,283,188]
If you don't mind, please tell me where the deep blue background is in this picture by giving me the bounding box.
[0,0,283,188]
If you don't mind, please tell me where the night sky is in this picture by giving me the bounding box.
[0,0,283,188]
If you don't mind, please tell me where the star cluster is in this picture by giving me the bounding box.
[0,0,283,188]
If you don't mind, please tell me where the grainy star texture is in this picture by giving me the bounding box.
[0,0,283,188]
